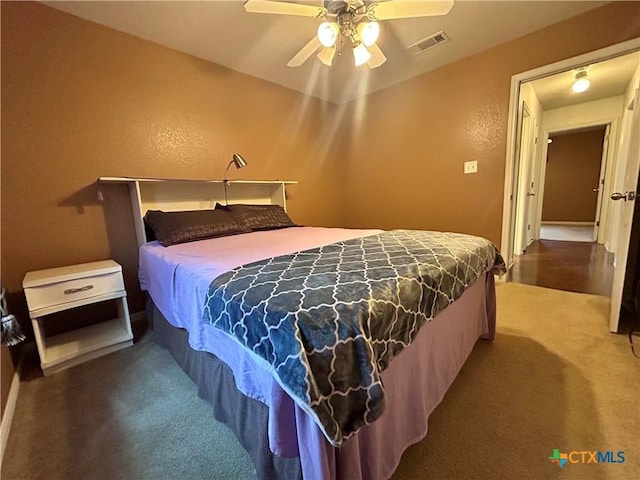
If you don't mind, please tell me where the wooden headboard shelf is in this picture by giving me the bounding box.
[98,177,297,247]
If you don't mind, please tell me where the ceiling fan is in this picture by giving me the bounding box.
[244,0,454,69]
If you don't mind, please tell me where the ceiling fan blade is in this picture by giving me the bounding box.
[367,43,387,68]
[244,0,327,18]
[317,46,337,66]
[287,36,322,67]
[366,0,454,21]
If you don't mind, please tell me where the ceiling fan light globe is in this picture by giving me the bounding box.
[358,21,380,47]
[317,21,339,48]
[572,77,590,93]
[353,43,372,66]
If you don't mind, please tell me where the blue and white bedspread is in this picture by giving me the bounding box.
[203,229,505,446]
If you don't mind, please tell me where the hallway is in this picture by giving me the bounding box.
[510,240,615,297]
[539,223,594,242]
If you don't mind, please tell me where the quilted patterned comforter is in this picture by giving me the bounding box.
[203,229,505,446]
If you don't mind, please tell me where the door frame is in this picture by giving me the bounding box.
[535,123,612,244]
[593,124,611,242]
[501,38,640,272]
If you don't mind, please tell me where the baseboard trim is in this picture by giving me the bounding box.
[0,350,24,468]
[541,221,594,226]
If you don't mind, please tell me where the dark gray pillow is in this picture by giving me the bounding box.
[143,209,249,247]
[215,203,297,231]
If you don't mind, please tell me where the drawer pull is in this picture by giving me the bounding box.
[63,285,94,295]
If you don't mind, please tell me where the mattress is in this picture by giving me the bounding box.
[139,227,498,480]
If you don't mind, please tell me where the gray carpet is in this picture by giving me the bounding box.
[2,332,257,480]
[2,283,639,480]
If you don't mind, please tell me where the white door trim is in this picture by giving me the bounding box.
[535,120,617,245]
[594,124,611,242]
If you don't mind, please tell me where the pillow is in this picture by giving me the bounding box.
[143,209,248,247]
[215,203,297,231]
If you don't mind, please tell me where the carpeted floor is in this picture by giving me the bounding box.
[392,282,639,480]
[2,332,257,480]
[2,283,639,480]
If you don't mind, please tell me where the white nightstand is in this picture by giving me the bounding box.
[22,260,133,375]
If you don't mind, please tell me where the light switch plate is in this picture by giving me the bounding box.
[464,160,478,174]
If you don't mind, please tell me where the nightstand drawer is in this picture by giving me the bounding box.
[24,271,124,313]
[23,260,125,315]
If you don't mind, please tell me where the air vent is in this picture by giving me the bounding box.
[407,31,450,55]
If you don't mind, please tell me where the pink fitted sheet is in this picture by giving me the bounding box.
[139,227,382,351]
[139,227,495,480]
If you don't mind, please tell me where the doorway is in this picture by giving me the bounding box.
[539,126,608,243]
[500,39,640,332]
[514,125,614,297]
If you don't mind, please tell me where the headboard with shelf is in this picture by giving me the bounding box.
[98,177,297,247]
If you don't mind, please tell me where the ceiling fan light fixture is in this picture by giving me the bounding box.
[244,0,455,69]
[353,43,371,66]
[358,21,380,47]
[317,21,339,47]
[572,69,590,93]
[317,46,336,66]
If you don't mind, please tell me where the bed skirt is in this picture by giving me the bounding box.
[147,272,496,480]
[148,298,303,480]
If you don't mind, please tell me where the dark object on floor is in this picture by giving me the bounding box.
[1,287,26,346]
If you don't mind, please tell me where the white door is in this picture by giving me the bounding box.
[610,85,640,332]
[593,124,610,242]
[514,103,532,255]
[525,119,539,247]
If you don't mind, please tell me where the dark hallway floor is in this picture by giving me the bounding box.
[511,239,615,297]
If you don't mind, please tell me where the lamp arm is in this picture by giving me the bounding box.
[223,160,235,182]
[223,160,235,206]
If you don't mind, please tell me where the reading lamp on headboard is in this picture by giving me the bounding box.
[223,152,248,205]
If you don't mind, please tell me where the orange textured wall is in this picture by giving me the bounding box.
[340,2,640,246]
[542,128,606,222]
[1,2,345,316]
[2,1,639,324]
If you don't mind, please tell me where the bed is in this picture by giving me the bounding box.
[98,177,505,480]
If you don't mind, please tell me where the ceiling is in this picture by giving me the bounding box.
[44,0,615,105]
[530,51,640,110]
